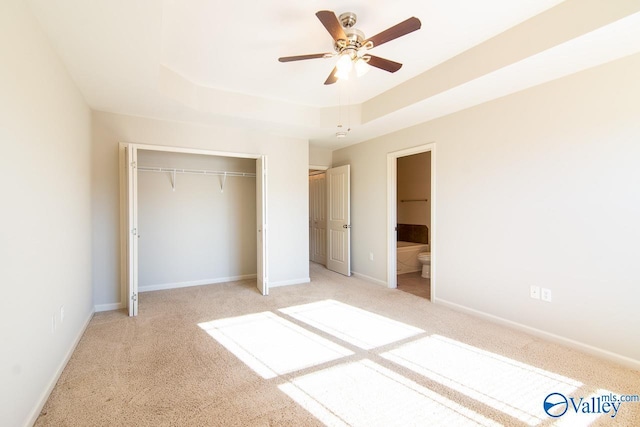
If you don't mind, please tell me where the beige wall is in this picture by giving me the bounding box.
[0,1,93,426]
[333,53,640,363]
[137,151,256,289]
[92,111,310,308]
[397,152,431,230]
[309,145,333,168]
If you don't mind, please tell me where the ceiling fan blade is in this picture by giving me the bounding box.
[367,55,403,73]
[279,53,331,62]
[316,10,347,42]
[324,67,338,85]
[364,17,421,48]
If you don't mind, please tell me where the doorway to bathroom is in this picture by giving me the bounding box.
[387,143,435,300]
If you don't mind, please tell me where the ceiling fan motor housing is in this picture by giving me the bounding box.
[335,29,365,54]
[335,13,366,57]
[339,12,357,28]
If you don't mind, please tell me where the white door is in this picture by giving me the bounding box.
[256,156,268,295]
[309,173,327,264]
[126,145,139,316]
[326,165,351,276]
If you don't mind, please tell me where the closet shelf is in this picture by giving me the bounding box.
[138,166,256,178]
[138,166,255,192]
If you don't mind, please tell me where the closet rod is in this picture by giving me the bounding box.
[137,166,256,178]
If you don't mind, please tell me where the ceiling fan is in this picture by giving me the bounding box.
[278,10,421,85]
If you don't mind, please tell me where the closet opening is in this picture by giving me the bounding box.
[121,143,267,316]
[308,164,352,276]
[309,168,327,266]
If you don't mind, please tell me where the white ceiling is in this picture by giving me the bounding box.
[26,0,640,150]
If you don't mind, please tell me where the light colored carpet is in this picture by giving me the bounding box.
[36,263,639,426]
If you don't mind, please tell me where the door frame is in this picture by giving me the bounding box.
[386,143,436,299]
[119,142,268,314]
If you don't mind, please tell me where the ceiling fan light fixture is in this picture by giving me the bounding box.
[354,57,370,77]
[336,54,353,71]
[335,67,350,80]
[335,53,353,80]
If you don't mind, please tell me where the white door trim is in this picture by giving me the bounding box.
[119,142,268,314]
[387,143,436,299]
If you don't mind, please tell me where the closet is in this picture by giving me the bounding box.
[308,165,352,276]
[123,143,267,316]
[137,150,256,290]
[309,171,327,265]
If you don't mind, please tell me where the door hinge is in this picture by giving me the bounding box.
[131,228,137,236]
[131,293,137,302]
[130,161,137,168]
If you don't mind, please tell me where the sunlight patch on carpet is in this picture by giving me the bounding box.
[198,312,353,379]
[279,359,501,427]
[279,300,424,349]
[381,335,583,425]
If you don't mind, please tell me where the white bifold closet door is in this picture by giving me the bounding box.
[326,165,351,276]
[126,145,139,316]
[256,156,268,295]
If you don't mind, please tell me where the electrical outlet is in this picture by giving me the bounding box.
[60,305,65,323]
[530,286,540,300]
[541,288,552,302]
[369,252,374,261]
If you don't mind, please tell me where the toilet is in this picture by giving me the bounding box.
[417,252,431,279]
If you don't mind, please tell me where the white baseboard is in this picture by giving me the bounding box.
[269,277,311,288]
[27,307,94,427]
[352,271,388,287]
[139,274,257,293]
[94,302,124,312]
[434,297,640,371]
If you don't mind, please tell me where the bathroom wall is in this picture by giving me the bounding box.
[137,151,256,290]
[397,152,431,232]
